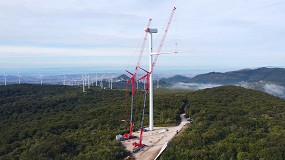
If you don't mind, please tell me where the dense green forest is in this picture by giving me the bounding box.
[161,86,285,160]
[0,84,186,159]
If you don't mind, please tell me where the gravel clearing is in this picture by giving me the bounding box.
[122,114,190,160]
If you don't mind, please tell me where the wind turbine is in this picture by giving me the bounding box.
[39,73,43,85]
[100,74,105,89]
[3,73,7,86]
[82,74,86,92]
[17,73,21,84]
[83,74,87,87]
[87,74,90,89]
[91,75,94,86]
[108,77,111,88]
[141,7,176,130]
[95,74,98,86]
[111,75,114,89]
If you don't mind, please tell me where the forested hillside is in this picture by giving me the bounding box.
[0,84,186,159]
[2,84,284,160]
[188,67,285,86]
[162,86,285,160]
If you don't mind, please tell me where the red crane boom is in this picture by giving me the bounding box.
[126,18,152,95]
[151,7,176,73]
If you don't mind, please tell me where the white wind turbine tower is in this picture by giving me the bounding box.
[39,73,43,85]
[87,74,90,89]
[108,77,111,88]
[84,74,87,87]
[100,74,105,89]
[110,75,114,89]
[95,74,98,86]
[17,73,21,84]
[90,75,93,86]
[82,74,86,92]
[3,73,7,86]
[147,7,176,130]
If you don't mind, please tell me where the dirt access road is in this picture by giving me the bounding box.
[122,114,190,160]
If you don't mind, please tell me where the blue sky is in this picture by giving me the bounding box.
[0,0,284,74]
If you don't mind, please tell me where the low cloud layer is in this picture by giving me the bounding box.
[169,82,222,91]
[238,82,285,99]
[169,82,285,99]
[264,84,285,98]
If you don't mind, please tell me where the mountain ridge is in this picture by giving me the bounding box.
[163,67,285,86]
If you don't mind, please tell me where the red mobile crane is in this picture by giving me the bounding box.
[132,7,176,151]
[123,18,152,140]
[132,68,149,151]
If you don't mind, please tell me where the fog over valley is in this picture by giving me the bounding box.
[169,82,285,99]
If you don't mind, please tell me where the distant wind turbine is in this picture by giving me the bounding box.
[88,74,90,89]
[100,74,105,89]
[111,75,114,89]
[39,73,43,85]
[108,77,111,88]
[95,74,98,86]
[3,73,7,86]
[82,74,86,92]
[17,73,21,84]
[84,74,87,87]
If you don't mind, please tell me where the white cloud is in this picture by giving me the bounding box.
[237,81,285,99]
[169,82,221,90]
[0,0,285,70]
[168,81,285,99]
[0,46,134,56]
[263,83,285,98]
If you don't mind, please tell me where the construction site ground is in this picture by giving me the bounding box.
[122,114,190,160]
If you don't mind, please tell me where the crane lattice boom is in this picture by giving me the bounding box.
[151,7,176,73]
